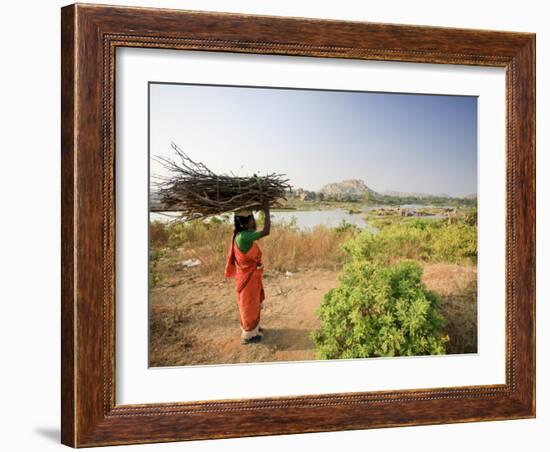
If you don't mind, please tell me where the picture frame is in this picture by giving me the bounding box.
[61,3,535,447]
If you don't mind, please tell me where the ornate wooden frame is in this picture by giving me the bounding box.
[61,3,535,447]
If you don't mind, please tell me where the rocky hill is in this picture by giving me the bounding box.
[320,179,378,200]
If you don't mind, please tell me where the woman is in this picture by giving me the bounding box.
[224,202,271,344]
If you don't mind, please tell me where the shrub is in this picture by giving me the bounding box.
[149,248,164,288]
[344,218,476,265]
[335,219,359,233]
[150,220,168,247]
[431,223,477,262]
[463,207,477,226]
[311,260,448,359]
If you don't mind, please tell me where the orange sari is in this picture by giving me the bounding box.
[224,236,265,332]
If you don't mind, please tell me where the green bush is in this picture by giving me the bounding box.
[463,207,477,226]
[344,218,476,265]
[335,219,359,233]
[149,248,164,288]
[431,223,477,262]
[311,260,448,359]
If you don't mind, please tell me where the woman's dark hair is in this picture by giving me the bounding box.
[234,214,253,235]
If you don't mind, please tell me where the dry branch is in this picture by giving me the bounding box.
[152,143,292,221]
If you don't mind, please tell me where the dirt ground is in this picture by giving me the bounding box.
[149,262,477,367]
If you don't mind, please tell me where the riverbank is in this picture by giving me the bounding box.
[151,204,474,231]
[278,195,476,211]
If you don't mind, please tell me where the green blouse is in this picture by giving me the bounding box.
[236,230,262,253]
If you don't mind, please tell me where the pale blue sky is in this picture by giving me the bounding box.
[149,83,477,197]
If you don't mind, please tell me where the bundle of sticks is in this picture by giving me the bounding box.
[153,143,292,221]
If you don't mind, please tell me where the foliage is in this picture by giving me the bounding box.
[149,220,168,247]
[335,219,359,233]
[149,248,164,288]
[312,260,449,359]
[286,215,298,232]
[345,218,477,265]
[368,192,476,207]
[463,206,477,226]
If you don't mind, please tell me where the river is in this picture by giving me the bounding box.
[270,209,376,231]
[150,208,377,231]
[150,206,447,231]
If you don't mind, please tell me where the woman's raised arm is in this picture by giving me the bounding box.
[258,202,271,238]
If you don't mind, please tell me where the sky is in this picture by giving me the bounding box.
[149,82,477,197]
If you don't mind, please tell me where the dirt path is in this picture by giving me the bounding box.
[150,263,477,366]
[150,268,338,366]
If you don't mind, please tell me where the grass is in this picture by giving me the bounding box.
[149,217,359,277]
[422,264,478,354]
[150,209,477,278]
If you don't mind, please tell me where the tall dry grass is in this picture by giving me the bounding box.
[150,219,357,276]
[261,225,356,272]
